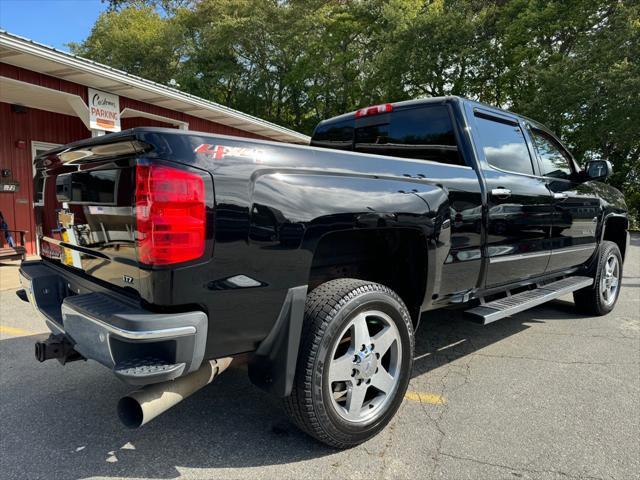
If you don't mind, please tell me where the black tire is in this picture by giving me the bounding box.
[283,278,414,448]
[573,241,622,316]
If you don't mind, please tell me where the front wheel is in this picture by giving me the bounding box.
[284,278,414,448]
[573,241,622,316]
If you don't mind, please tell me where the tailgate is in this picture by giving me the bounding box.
[34,130,215,305]
[36,137,141,294]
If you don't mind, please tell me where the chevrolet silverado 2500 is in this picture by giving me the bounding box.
[19,96,629,448]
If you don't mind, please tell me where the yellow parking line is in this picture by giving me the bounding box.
[0,325,34,336]
[405,391,446,405]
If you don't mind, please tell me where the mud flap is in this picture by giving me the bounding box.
[248,285,307,397]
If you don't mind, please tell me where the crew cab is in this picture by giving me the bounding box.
[19,96,629,448]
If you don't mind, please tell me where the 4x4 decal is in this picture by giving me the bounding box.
[194,143,266,162]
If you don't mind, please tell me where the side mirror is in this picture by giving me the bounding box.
[585,160,613,180]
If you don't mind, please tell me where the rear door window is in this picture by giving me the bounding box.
[474,114,534,175]
[354,105,464,166]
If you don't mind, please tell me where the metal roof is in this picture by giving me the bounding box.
[0,30,310,144]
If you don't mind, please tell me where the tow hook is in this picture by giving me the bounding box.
[34,334,83,365]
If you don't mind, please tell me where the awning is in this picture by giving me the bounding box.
[0,30,310,144]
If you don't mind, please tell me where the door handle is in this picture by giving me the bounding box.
[553,192,569,201]
[491,188,511,198]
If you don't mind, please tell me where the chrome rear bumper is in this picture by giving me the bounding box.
[19,260,208,385]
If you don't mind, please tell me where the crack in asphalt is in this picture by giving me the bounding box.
[367,401,404,478]
[439,451,611,480]
[471,352,639,367]
[526,331,638,341]
[407,323,635,479]
[425,325,476,478]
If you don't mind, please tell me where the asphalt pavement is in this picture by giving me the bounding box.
[1,236,638,480]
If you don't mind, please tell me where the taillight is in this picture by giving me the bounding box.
[355,103,393,118]
[135,163,206,265]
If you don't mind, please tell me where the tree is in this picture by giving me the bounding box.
[498,1,640,224]
[75,0,640,226]
[69,6,186,86]
[102,0,193,13]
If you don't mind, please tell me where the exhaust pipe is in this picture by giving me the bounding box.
[117,357,232,428]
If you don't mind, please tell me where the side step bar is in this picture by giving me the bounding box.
[466,276,593,325]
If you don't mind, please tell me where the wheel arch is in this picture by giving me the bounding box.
[601,214,629,261]
[307,227,429,327]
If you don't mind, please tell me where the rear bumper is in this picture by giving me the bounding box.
[19,260,207,385]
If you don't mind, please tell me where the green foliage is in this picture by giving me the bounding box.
[69,6,186,84]
[81,0,640,226]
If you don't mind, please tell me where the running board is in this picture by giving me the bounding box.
[466,276,593,325]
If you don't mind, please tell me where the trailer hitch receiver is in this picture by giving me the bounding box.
[35,334,83,365]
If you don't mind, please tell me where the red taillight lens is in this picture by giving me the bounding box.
[355,103,393,118]
[135,163,206,265]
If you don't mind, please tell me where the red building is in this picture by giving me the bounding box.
[0,31,309,255]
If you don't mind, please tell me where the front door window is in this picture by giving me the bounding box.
[530,130,573,180]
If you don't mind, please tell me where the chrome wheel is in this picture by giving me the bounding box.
[327,310,402,424]
[601,254,620,306]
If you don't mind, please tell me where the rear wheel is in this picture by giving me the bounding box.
[573,241,622,315]
[284,278,414,448]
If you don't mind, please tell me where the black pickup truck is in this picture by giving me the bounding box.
[19,96,629,448]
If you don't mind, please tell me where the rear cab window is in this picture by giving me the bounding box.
[311,104,467,166]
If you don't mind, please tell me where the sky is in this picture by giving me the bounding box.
[0,0,107,51]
